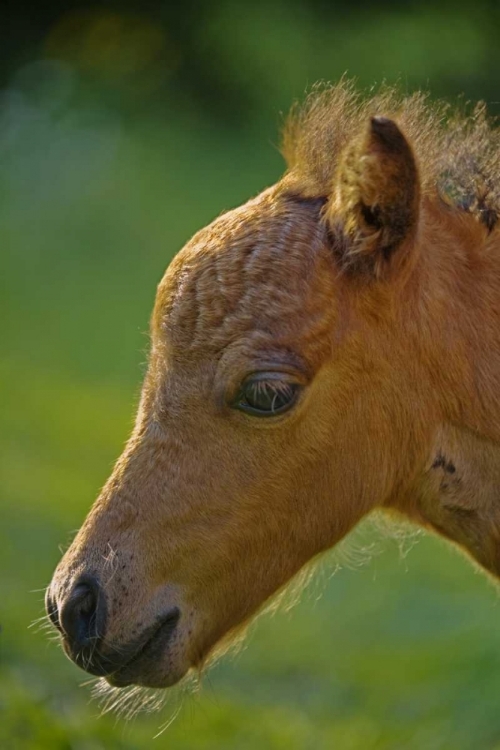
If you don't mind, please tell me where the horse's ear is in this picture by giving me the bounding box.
[328,116,420,276]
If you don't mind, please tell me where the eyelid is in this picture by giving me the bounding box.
[242,370,306,387]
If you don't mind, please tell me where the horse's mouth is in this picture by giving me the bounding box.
[60,607,182,687]
[105,608,182,688]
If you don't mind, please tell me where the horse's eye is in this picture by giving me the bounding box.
[234,374,301,417]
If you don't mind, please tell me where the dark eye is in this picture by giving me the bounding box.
[233,374,301,417]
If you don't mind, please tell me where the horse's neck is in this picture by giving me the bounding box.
[388,212,500,559]
[402,420,500,568]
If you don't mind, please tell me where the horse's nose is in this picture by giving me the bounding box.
[47,575,105,651]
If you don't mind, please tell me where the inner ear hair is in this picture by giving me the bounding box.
[329,116,420,276]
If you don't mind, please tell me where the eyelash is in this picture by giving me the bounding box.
[247,380,294,409]
[233,375,301,417]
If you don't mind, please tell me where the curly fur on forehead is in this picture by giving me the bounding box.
[282,79,500,230]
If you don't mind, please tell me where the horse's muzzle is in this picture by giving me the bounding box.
[45,577,181,683]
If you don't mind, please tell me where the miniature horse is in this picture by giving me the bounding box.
[46,82,500,692]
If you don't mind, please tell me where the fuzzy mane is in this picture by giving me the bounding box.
[282,79,500,230]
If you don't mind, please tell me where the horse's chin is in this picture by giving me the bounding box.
[105,663,187,689]
[103,646,191,689]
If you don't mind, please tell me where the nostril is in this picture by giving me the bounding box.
[59,575,103,648]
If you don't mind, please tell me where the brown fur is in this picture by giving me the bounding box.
[46,81,500,693]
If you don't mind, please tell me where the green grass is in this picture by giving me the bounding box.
[3,97,500,750]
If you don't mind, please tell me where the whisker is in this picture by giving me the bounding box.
[28,615,51,629]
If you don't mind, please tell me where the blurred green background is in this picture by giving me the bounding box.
[3,1,500,748]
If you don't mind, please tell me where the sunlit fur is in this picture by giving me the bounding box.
[47,80,500,701]
[283,79,500,230]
